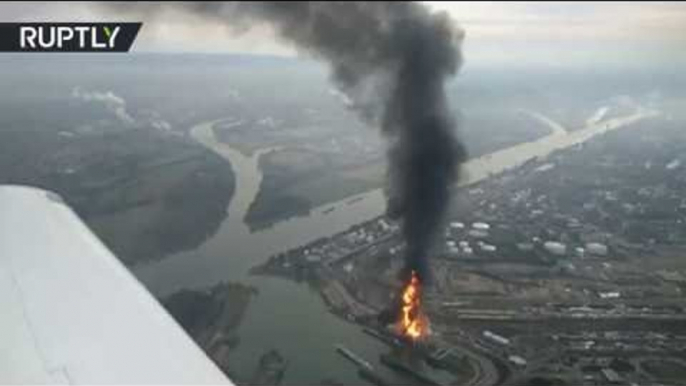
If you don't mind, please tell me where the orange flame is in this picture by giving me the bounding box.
[398,271,428,340]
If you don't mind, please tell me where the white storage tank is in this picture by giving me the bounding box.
[481,244,497,252]
[468,230,489,239]
[472,222,490,231]
[585,242,608,256]
[450,221,465,229]
[544,241,567,256]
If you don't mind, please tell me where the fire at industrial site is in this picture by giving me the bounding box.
[397,270,430,341]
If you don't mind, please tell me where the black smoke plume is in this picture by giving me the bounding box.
[105,2,467,282]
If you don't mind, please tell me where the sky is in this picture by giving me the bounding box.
[2,2,685,70]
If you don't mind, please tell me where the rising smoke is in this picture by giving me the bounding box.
[72,87,136,126]
[105,2,467,282]
[72,87,173,131]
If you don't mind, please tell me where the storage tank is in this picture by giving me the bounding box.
[544,241,566,256]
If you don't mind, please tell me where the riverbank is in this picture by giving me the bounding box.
[162,282,258,381]
[245,148,384,231]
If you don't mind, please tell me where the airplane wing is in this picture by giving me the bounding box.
[0,185,232,384]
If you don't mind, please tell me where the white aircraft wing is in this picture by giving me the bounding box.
[0,185,232,384]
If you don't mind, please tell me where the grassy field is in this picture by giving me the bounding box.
[245,147,384,230]
[0,128,235,265]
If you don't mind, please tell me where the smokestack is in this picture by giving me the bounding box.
[104,2,467,282]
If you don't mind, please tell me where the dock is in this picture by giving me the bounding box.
[358,367,390,386]
[335,344,373,371]
[380,353,444,386]
[334,344,393,386]
[363,327,402,348]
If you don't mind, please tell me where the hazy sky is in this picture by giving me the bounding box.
[2,2,685,69]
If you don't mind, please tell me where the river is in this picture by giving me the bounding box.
[132,107,658,384]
